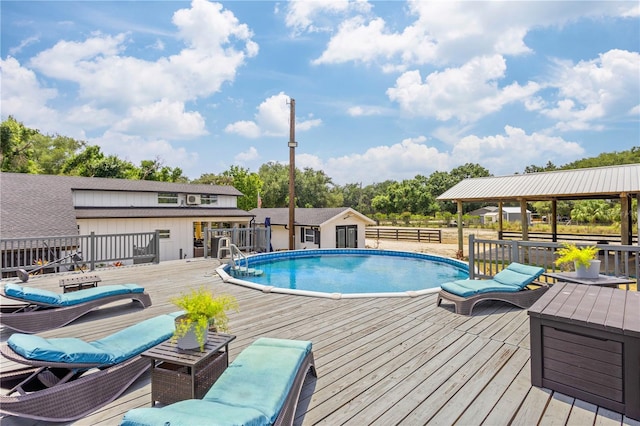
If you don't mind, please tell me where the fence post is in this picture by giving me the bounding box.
[90,232,96,271]
[468,234,475,279]
[204,227,210,258]
[512,240,520,263]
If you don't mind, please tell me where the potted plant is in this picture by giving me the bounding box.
[554,242,601,279]
[171,286,238,351]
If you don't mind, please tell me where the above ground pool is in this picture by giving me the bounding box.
[216,249,469,299]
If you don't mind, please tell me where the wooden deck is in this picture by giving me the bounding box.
[1,259,638,426]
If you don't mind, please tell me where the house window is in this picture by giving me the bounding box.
[201,195,218,205]
[158,229,171,239]
[305,228,316,242]
[158,193,178,204]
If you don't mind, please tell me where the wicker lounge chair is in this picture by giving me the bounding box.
[0,312,179,422]
[436,262,547,315]
[121,337,317,426]
[0,282,152,333]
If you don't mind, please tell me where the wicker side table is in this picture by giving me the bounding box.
[142,331,236,406]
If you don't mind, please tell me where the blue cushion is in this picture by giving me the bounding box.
[7,334,112,364]
[121,399,268,426]
[90,313,177,364]
[16,286,61,304]
[203,338,311,424]
[493,263,544,289]
[441,279,521,297]
[58,284,145,306]
[3,283,145,306]
[7,313,180,365]
[121,338,312,426]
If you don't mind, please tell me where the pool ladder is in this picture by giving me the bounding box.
[227,243,263,277]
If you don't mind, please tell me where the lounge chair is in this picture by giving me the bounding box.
[436,262,547,315]
[0,312,179,422]
[0,282,152,333]
[121,337,317,426]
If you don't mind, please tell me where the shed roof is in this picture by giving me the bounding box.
[249,207,375,227]
[437,164,640,202]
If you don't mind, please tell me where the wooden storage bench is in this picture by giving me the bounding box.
[59,274,101,292]
[528,282,640,420]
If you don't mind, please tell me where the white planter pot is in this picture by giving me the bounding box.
[575,260,601,279]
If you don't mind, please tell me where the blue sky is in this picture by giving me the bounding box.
[1,1,638,185]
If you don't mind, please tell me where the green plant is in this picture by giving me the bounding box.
[554,243,599,269]
[171,287,238,351]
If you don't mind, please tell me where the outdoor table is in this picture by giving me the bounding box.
[142,331,236,406]
[528,282,640,420]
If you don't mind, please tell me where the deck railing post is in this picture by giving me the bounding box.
[154,230,160,264]
[468,234,475,279]
[90,232,96,271]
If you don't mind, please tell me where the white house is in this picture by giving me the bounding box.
[0,173,254,263]
[483,206,532,224]
[249,207,376,250]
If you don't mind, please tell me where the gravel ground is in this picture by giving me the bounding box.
[365,228,498,258]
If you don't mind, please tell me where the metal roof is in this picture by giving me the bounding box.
[437,164,640,202]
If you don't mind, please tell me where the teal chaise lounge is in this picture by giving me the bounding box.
[436,262,547,315]
[0,282,152,333]
[0,312,179,422]
[121,337,317,426]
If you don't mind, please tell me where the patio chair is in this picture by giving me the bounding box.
[436,262,547,315]
[0,282,152,333]
[0,312,179,422]
[121,337,317,426]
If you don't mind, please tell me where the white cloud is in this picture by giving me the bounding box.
[285,0,372,34]
[225,92,322,138]
[347,105,384,116]
[298,136,452,185]
[387,55,540,122]
[542,49,640,131]
[452,126,584,173]
[112,99,208,139]
[235,146,259,163]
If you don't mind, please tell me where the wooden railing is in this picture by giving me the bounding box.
[365,227,442,243]
[499,231,638,245]
[468,234,639,283]
[1,231,159,277]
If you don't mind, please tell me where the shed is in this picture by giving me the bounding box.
[249,207,376,250]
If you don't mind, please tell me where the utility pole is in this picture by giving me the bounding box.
[288,98,297,250]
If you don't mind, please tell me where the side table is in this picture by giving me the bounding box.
[142,331,236,406]
[543,271,635,290]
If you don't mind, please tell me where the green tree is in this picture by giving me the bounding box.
[31,134,85,175]
[221,165,263,210]
[1,116,40,172]
[258,162,290,207]
[138,159,186,182]
[61,145,137,178]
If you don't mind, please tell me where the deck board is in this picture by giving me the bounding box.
[1,258,636,425]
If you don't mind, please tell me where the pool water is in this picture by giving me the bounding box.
[224,249,468,296]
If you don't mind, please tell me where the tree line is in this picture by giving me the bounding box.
[2,116,638,224]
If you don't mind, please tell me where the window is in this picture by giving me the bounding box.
[201,195,218,205]
[158,193,178,204]
[158,229,171,239]
[305,228,316,242]
[336,225,357,248]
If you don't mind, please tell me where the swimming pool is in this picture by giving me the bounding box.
[216,249,469,299]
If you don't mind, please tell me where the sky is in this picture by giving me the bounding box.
[1,1,639,186]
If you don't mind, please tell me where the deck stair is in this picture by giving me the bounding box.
[227,243,263,277]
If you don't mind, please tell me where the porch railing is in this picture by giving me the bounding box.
[1,231,159,277]
[469,234,639,282]
[204,227,270,257]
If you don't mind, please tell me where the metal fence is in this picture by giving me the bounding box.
[1,231,159,277]
[469,234,639,282]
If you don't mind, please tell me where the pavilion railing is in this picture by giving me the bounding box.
[468,234,639,282]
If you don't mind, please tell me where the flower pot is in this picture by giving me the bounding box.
[575,260,601,279]
[175,315,208,350]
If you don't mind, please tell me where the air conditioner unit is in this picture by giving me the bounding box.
[186,194,201,205]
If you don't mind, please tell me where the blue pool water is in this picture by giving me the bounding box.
[221,249,468,296]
